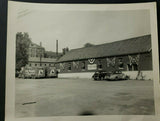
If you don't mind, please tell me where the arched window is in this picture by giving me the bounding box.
[81,61,85,70]
[118,58,124,69]
[98,60,102,69]
[133,64,138,71]
[68,62,71,71]
[127,64,138,71]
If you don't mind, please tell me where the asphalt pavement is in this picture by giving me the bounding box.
[15,78,155,117]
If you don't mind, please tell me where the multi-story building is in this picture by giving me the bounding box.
[28,42,45,58]
[26,42,57,67]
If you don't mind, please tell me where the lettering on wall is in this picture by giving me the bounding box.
[127,54,140,71]
[73,61,79,69]
[106,57,116,67]
[128,54,140,65]
[60,63,65,70]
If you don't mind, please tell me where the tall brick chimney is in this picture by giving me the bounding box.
[40,42,42,47]
[56,40,58,58]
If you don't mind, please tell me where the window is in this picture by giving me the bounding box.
[35,64,37,66]
[45,64,46,66]
[40,64,42,66]
[127,64,132,71]
[98,60,102,69]
[29,64,31,66]
[118,58,124,69]
[81,61,85,70]
[127,64,138,71]
[133,64,138,71]
[68,63,71,71]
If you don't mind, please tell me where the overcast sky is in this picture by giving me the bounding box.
[16,9,150,52]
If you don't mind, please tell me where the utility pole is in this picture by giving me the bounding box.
[40,42,42,66]
[56,40,58,58]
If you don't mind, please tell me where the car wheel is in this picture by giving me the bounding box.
[115,77,118,80]
[125,76,129,80]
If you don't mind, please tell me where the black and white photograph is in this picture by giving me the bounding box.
[5,1,160,121]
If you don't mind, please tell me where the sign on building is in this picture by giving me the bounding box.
[87,64,97,70]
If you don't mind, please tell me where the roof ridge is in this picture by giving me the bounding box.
[69,34,151,52]
[57,34,151,62]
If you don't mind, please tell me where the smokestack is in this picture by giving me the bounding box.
[56,40,58,58]
[40,42,42,47]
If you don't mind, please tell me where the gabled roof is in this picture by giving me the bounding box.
[57,35,151,62]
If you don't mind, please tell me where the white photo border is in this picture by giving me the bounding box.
[6,1,160,121]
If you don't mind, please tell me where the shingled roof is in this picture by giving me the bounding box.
[57,35,151,62]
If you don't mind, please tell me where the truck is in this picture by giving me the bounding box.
[19,67,45,79]
[18,66,58,79]
[46,66,58,78]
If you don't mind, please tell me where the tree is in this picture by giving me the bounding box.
[84,43,94,47]
[16,32,31,71]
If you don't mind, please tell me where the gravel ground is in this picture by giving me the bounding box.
[15,78,155,117]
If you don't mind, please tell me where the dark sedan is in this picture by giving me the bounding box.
[92,71,111,80]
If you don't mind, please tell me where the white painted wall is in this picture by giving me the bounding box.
[59,71,153,80]
[59,72,95,79]
[122,71,153,80]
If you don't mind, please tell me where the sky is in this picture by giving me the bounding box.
[16,9,151,53]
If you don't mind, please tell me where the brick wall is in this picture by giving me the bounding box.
[56,52,152,73]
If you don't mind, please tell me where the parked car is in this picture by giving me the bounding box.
[92,71,110,80]
[105,70,129,81]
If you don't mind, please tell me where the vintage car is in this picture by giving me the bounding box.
[92,71,111,80]
[105,70,129,81]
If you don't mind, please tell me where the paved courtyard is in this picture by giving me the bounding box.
[15,78,155,117]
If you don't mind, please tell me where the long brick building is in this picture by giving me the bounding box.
[55,35,153,80]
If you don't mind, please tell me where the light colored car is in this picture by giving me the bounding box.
[105,71,129,81]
